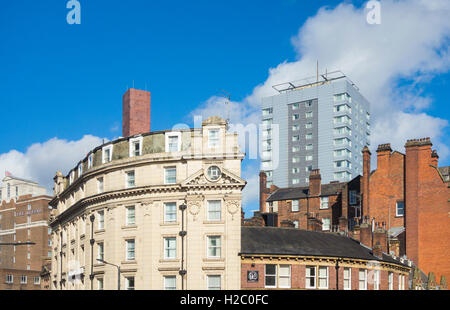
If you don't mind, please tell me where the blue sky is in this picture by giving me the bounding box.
[1,0,449,215]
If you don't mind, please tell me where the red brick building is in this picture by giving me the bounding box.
[361,138,450,284]
[255,169,361,233]
[240,227,411,290]
[0,175,53,290]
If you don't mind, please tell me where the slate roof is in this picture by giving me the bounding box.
[266,182,344,202]
[241,226,407,266]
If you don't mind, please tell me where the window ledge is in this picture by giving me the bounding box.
[95,229,105,234]
[121,260,137,265]
[203,220,224,225]
[121,225,137,230]
[159,259,180,263]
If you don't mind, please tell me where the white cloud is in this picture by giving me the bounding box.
[191,0,450,208]
[0,135,104,193]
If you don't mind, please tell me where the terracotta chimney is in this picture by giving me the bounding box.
[309,169,321,196]
[123,88,151,137]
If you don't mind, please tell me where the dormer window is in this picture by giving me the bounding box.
[208,129,220,148]
[102,145,113,164]
[129,137,143,157]
[165,132,181,153]
[78,164,83,176]
[88,154,93,169]
[69,171,75,185]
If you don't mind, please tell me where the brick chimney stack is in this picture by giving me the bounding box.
[362,146,371,218]
[373,222,388,254]
[360,216,372,248]
[123,88,151,137]
[259,171,268,213]
[404,137,432,268]
[309,169,321,196]
[376,143,392,171]
[431,150,439,167]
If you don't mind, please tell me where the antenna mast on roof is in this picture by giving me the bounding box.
[218,89,231,123]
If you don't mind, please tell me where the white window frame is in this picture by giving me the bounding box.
[322,218,331,231]
[165,132,181,153]
[265,264,277,288]
[164,237,176,260]
[126,206,135,226]
[207,275,221,290]
[164,202,177,223]
[97,242,104,261]
[164,275,177,290]
[88,154,93,169]
[396,201,405,217]
[279,265,291,289]
[97,211,104,230]
[306,266,316,289]
[126,276,135,290]
[388,272,393,290]
[97,177,104,194]
[97,278,104,290]
[207,200,222,221]
[102,145,113,164]
[129,136,143,157]
[318,266,328,289]
[164,167,177,185]
[206,236,221,259]
[320,197,329,209]
[359,269,367,290]
[34,276,41,285]
[291,200,299,212]
[69,171,75,185]
[20,275,27,284]
[374,269,380,290]
[343,267,351,290]
[125,170,135,189]
[208,129,220,148]
[126,239,135,261]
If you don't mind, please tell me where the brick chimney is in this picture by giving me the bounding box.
[404,137,432,267]
[360,216,372,248]
[309,169,321,196]
[372,222,387,254]
[362,146,371,218]
[259,171,268,213]
[373,241,383,259]
[431,150,439,167]
[123,88,151,137]
[376,143,392,171]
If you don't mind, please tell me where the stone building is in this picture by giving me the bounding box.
[240,226,411,290]
[49,89,245,290]
[0,175,52,290]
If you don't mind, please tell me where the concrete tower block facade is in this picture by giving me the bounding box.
[122,88,151,137]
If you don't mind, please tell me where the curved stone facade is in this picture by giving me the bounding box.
[49,117,245,290]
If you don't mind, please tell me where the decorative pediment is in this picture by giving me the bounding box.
[182,168,246,188]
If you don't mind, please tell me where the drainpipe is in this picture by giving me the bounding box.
[89,214,95,290]
[60,231,63,290]
[179,203,187,290]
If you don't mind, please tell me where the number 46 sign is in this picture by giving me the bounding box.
[247,271,259,283]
